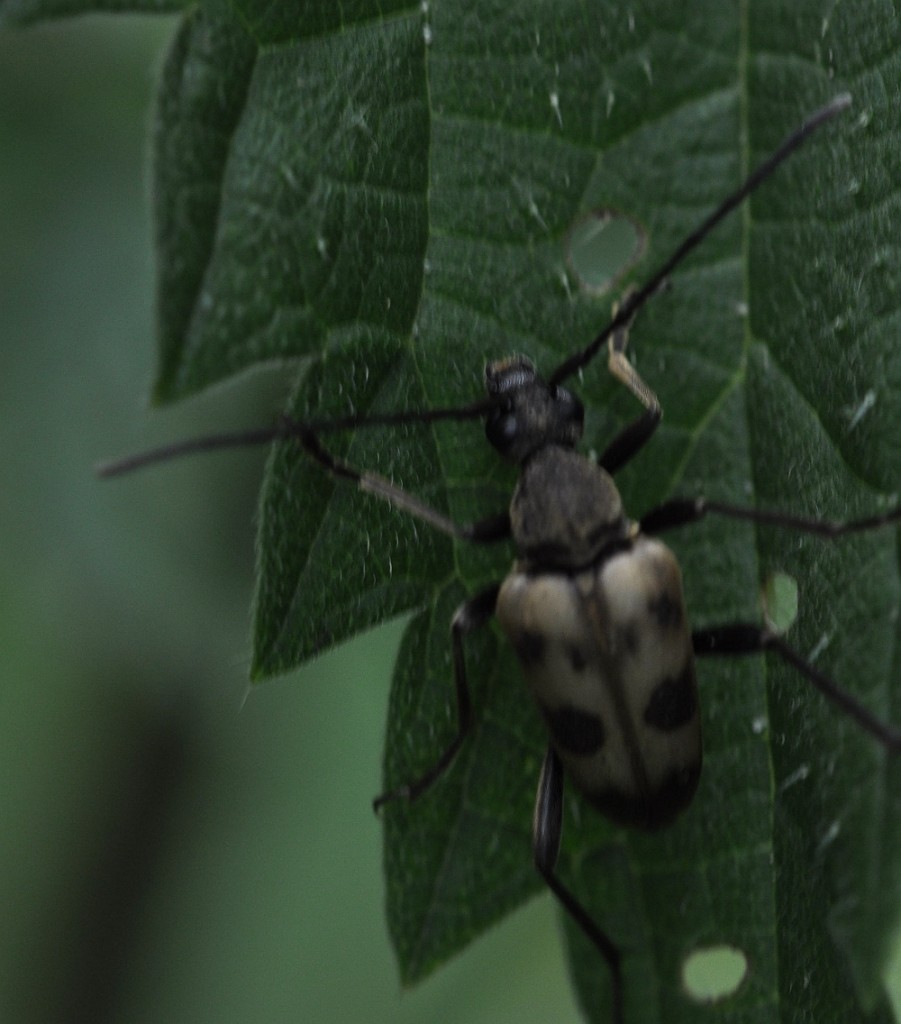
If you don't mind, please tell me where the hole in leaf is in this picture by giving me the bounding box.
[566,209,645,294]
[761,570,799,634]
[682,944,748,1003]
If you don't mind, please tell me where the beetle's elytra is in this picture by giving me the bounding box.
[498,534,701,830]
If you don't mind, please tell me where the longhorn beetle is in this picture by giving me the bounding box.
[100,94,901,1022]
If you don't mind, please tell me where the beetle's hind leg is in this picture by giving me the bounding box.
[693,624,901,752]
[373,583,500,811]
[533,746,625,1024]
[639,493,901,752]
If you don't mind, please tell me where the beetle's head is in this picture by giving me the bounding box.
[484,356,584,464]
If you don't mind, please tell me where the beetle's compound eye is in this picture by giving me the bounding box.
[550,383,585,430]
[485,399,519,455]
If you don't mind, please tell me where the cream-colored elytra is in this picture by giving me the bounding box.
[496,536,701,830]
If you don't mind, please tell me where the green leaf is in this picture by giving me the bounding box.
[37,0,901,1020]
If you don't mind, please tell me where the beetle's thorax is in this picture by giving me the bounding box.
[510,444,630,570]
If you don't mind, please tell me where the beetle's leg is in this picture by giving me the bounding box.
[373,583,500,811]
[693,624,901,752]
[643,497,901,751]
[533,746,624,1024]
[598,307,662,475]
[641,496,901,539]
[296,426,511,544]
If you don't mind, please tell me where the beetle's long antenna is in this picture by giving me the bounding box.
[547,93,852,388]
[96,397,496,478]
[100,96,850,479]
[96,426,282,477]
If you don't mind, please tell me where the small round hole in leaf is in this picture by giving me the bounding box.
[566,209,645,294]
[761,571,799,634]
[682,944,748,1003]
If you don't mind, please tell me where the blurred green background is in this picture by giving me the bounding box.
[0,15,580,1024]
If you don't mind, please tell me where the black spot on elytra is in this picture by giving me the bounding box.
[541,703,605,756]
[644,661,697,731]
[514,630,545,668]
[567,644,587,672]
[648,589,682,629]
[586,758,702,831]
